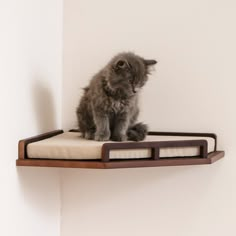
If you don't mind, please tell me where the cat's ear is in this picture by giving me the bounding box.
[114,59,130,70]
[144,59,157,66]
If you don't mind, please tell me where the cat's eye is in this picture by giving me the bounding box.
[117,60,125,67]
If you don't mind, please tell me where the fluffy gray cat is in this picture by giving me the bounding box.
[76,52,157,141]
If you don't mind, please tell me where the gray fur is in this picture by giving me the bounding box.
[76,52,157,141]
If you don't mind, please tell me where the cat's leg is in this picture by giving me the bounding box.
[125,105,148,141]
[129,106,139,127]
[93,113,111,141]
[84,130,95,140]
[77,108,95,140]
[111,112,129,141]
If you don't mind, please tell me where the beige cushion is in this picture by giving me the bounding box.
[27,132,215,160]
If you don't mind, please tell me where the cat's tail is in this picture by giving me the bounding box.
[127,123,148,141]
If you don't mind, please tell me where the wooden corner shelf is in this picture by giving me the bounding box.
[16,130,224,169]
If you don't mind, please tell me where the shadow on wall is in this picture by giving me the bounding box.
[32,79,57,133]
[16,167,60,230]
[61,165,215,209]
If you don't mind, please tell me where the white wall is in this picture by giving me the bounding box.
[62,0,236,235]
[0,0,63,235]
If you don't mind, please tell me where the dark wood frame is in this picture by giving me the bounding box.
[16,130,224,169]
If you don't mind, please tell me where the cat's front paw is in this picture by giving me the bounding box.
[84,132,94,140]
[111,134,127,142]
[94,132,110,141]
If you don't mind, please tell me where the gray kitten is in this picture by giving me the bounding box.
[76,52,157,141]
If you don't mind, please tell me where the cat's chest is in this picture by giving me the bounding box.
[109,99,129,113]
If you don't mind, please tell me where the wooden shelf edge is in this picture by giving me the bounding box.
[16,151,224,169]
[16,159,106,169]
[18,130,64,159]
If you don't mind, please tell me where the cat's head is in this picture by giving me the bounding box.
[106,52,157,97]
